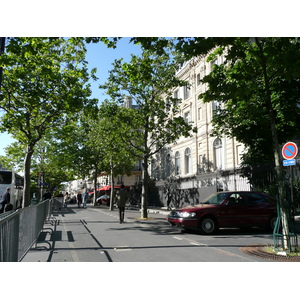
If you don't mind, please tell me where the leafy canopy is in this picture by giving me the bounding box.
[199,37,300,165]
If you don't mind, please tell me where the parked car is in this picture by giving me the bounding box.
[96,194,110,206]
[166,191,277,234]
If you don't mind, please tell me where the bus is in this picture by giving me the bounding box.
[0,170,24,210]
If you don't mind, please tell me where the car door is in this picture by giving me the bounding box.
[242,192,274,226]
[217,193,248,227]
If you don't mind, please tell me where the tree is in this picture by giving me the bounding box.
[0,141,25,173]
[197,38,300,250]
[0,37,97,207]
[87,100,139,209]
[100,50,195,218]
[134,37,300,249]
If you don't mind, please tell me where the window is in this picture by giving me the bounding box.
[0,171,12,184]
[210,59,218,72]
[136,175,142,183]
[198,107,202,121]
[151,159,156,178]
[185,148,192,174]
[213,138,223,170]
[199,154,204,172]
[197,73,201,86]
[236,145,242,166]
[184,85,190,99]
[174,89,179,99]
[212,100,221,113]
[166,154,171,177]
[227,193,245,205]
[175,151,180,175]
[246,193,271,204]
[184,111,191,124]
[117,175,123,184]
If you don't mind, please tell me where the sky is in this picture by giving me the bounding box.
[1,2,296,158]
[0,38,142,156]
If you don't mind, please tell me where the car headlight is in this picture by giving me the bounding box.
[178,212,196,218]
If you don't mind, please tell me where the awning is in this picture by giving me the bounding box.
[100,185,130,191]
[100,186,111,191]
[89,185,130,194]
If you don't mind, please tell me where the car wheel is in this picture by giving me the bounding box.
[199,216,218,234]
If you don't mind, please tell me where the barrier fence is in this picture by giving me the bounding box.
[0,198,52,262]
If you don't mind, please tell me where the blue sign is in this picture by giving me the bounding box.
[283,159,296,166]
[282,142,298,160]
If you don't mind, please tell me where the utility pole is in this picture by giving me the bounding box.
[0,37,6,90]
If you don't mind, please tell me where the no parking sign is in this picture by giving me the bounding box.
[282,142,298,160]
[282,142,298,166]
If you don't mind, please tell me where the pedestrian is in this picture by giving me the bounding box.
[64,192,69,208]
[83,191,88,208]
[77,192,82,208]
[0,187,11,214]
[116,185,128,224]
[43,190,52,201]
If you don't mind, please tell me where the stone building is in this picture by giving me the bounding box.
[151,55,250,207]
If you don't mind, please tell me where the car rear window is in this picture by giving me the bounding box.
[245,193,272,204]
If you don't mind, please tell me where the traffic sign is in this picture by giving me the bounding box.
[283,159,296,166]
[282,142,298,160]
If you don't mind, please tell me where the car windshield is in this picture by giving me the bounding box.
[203,193,228,205]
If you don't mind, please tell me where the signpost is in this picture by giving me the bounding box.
[282,142,298,217]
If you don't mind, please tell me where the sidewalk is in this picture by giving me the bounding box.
[21,204,169,262]
[21,204,300,262]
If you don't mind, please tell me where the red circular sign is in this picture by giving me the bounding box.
[282,142,298,160]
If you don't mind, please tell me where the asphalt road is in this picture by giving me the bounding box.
[22,204,278,262]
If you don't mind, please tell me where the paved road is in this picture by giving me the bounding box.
[22,204,278,262]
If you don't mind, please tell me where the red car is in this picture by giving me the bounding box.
[166,191,277,234]
[96,195,110,206]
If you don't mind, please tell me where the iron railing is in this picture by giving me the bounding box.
[0,199,52,262]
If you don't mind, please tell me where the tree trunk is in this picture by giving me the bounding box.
[265,82,289,249]
[141,156,149,219]
[110,172,115,211]
[256,38,290,250]
[272,126,289,250]
[93,167,98,206]
[22,145,34,207]
[269,123,289,249]
[109,159,115,211]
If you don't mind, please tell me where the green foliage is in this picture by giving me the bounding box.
[100,49,195,217]
[100,50,195,158]
[0,37,97,206]
[93,100,138,175]
[198,38,300,166]
[0,38,95,140]
[0,142,25,172]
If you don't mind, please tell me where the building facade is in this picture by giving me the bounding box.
[151,55,250,207]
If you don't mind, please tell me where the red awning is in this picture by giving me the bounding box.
[89,185,130,194]
[100,186,111,191]
[100,185,130,191]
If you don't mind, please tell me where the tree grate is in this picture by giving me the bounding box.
[240,244,300,262]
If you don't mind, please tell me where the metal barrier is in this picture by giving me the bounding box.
[52,197,64,211]
[0,199,52,262]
